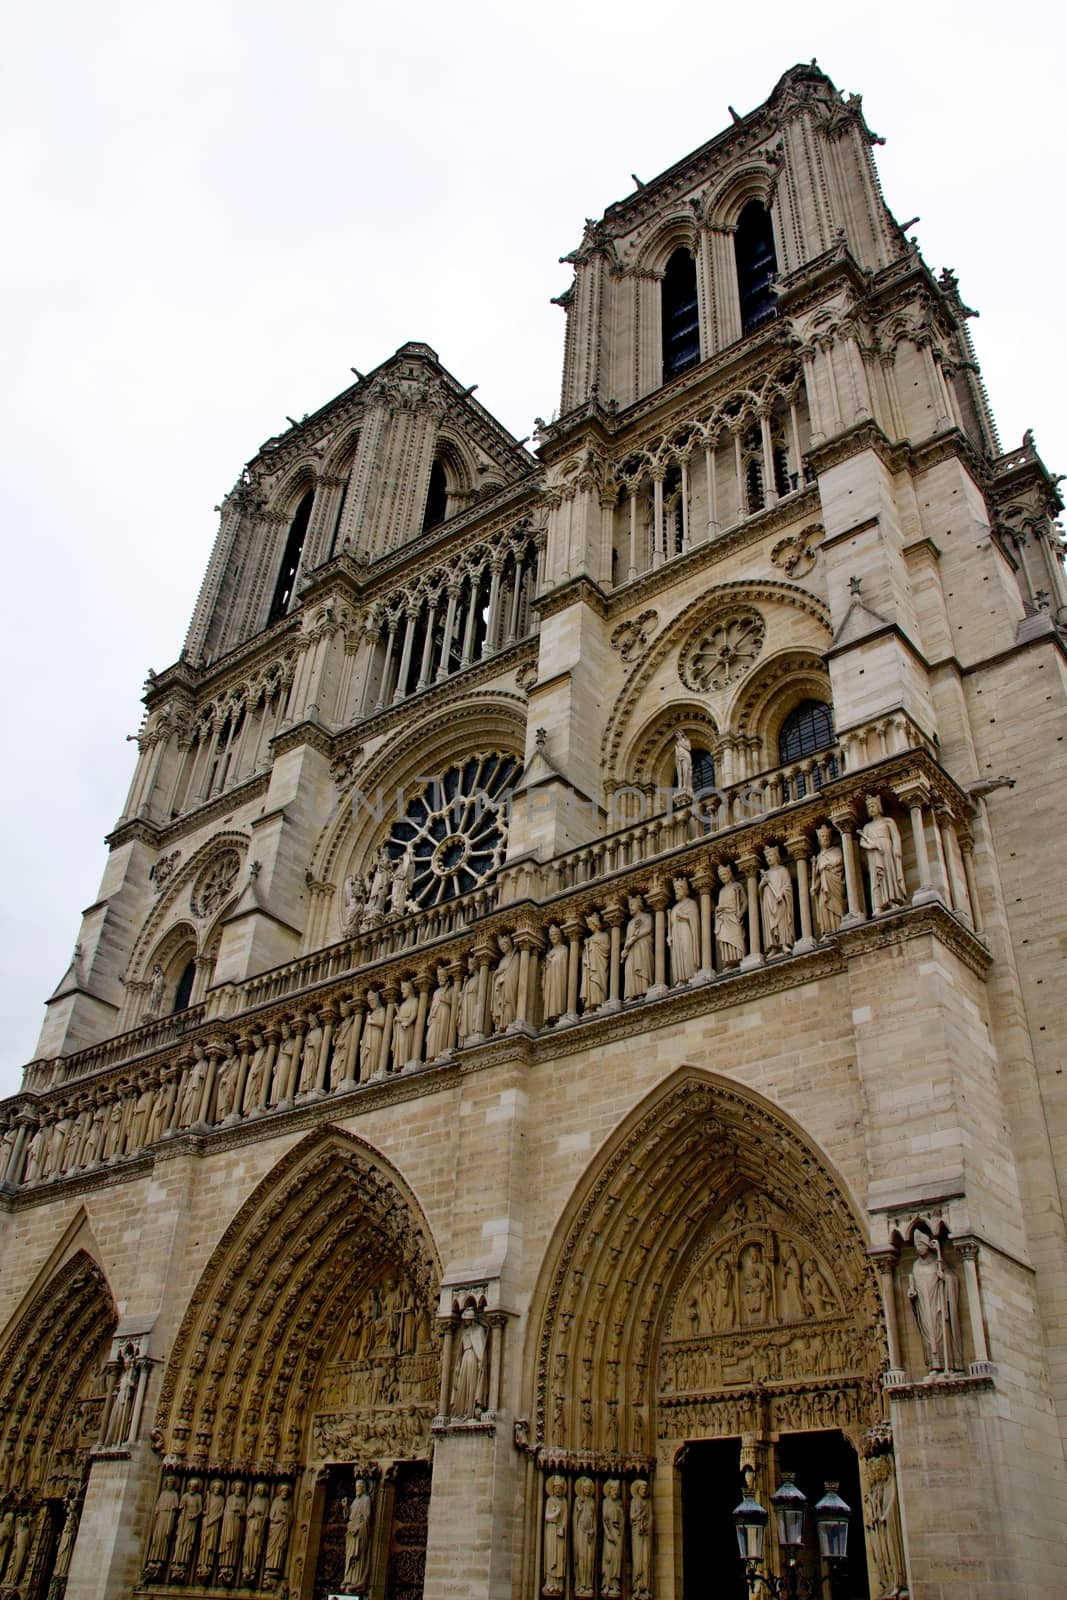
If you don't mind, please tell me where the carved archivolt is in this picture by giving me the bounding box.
[153,1126,441,1475]
[728,649,833,747]
[124,832,250,990]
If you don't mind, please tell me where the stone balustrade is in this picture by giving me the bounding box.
[0,747,985,1194]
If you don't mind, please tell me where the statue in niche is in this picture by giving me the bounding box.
[392,980,419,1069]
[243,1032,269,1109]
[491,934,521,1031]
[572,1477,596,1596]
[859,793,907,912]
[330,1006,356,1088]
[366,847,392,917]
[801,1258,836,1319]
[389,846,415,916]
[622,894,653,999]
[274,1022,298,1101]
[668,876,700,984]
[172,1477,204,1575]
[542,1476,568,1597]
[0,1507,14,1580]
[865,1454,907,1597]
[264,1484,292,1577]
[541,924,569,1023]
[359,990,386,1079]
[707,1251,735,1328]
[218,1480,246,1574]
[451,1302,488,1419]
[300,1011,324,1092]
[580,911,609,1010]
[146,963,165,1018]
[52,1497,80,1581]
[811,824,846,935]
[673,727,693,793]
[742,1244,774,1324]
[760,845,795,954]
[907,1227,962,1373]
[243,1482,271,1580]
[780,1242,805,1321]
[425,966,454,1058]
[197,1479,226,1579]
[10,1515,32,1587]
[715,863,747,967]
[146,1474,181,1570]
[342,872,366,934]
[343,1480,373,1593]
[601,1480,623,1597]
[177,1049,205,1129]
[214,1050,238,1121]
[630,1480,652,1600]
[458,954,481,1042]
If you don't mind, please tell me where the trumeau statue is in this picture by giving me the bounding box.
[343,1480,373,1593]
[715,863,747,967]
[865,1453,907,1597]
[668,876,700,984]
[541,923,569,1022]
[542,1476,568,1597]
[908,1227,962,1373]
[601,1480,624,1597]
[622,894,653,999]
[759,844,795,954]
[811,823,846,935]
[859,793,907,912]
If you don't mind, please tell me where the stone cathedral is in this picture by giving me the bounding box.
[2,61,1066,1600]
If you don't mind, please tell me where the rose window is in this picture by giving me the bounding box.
[387,752,520,907]
[679,610,765,694]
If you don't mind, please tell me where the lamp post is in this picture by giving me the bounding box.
[731,1473,850,1598]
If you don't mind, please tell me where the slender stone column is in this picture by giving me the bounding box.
[830,806,866,927]
[437,584,460,680]
[652,471,665,568]
[378,983,398,1078]
[481,561,503,657]
[460,580,479,667]
[894,780,938,904]
[393,609,418,703]
[871,1250,906,1384]
[229,1036,252,1125]
[604,901,625,1012]
[445,959,465,1052]
[958,1241,994,1374]
[628,491,638,579]
[738,853,763,970]
[469,942,494,1044]
[691,865,715,980]
[410,971,432,1067]
[787,836,816,953]
[646,882,670,998]
[416,599,437,690]
[680,459,691,550]
[561,918,583,1025]
[257,1030,280,1111]
[759,409,777,505]
[959,832,983,933]
[315,1006,337,1093]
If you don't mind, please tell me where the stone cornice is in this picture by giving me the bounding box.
[108,771,270,853]
[271,718,336,762]
[534,575,610,623]
[146,614,302,710]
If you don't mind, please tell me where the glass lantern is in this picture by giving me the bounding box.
[771,1474,807,1554]
[732,1488,769,1563]
[813,1483,851,1561]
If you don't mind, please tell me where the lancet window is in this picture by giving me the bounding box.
[267,489,315,624]
[662,247,701,381]
[735,199,779,335]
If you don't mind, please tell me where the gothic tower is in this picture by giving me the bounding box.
[2,63,1066,1600]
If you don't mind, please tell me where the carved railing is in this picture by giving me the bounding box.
[24,1004,207,1095]
[0,747,986,1193]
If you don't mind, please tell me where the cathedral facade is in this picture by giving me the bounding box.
[2,62,1066,1600]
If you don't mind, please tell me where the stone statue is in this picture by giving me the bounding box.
[715,863,747,967]
[458,954,481,1042]
[146,962,165,1018]
[172,1477,204,1573]
[622,894,653,1000]
[299,1011,324,1092]
[572,1477,596,1596]
[450,1302,488,1419]
[673,727,693,793]
[907,1228,962,1373]
[742,1245,774,1324]
[274,1022,299,1104]
[392,980,419,1069]
[811,823,846,935]
[425,966,454,1059]
[52,1497,80,1580]
[801,1258,837,1319]
[859,793,907,912]
[581,911,609,1010]
[388,846,415,915]
[176,1050,205,1129]
[219,1480,246,1574]
[542,1476,568,1597]
[366,847,393,916]
[780,1242,804,1320]
[601,1480,623,1597]
[629,1479,652,1600]
[359,990,386,1079]
[264,1484,292,1577]
[343,1480,373,1593]
[10,1514,32,1587]
[759,844,795,954]
[668,876,700,984]
[147,1474,181,1570]
[491,934,521,1031]
[708,1251,735,1328]
[0,1507,14,1580]
[865,1453,907,1597]
[541,924,569,1023]
[214,1051,237,1121]
[342,872,366,934]
[243,1032,268,1110]
[242,1482,270,1581]
[330,1005,357,1087]
[197,1479,227,1580]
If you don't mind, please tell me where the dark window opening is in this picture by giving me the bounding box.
[267,489,314,625]
[422,460,448,532]
[173,959,196,1014]
[735,200,778,335]
[662,248,701,381]
[692,747,716,793]
[778,700,836,765]
[774,445,791,498]
[664,466,684,555]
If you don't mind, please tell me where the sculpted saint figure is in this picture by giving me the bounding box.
[542,1476,568,1596]
[622,895,653,1000]
[581,911,609,1010]
[715,863,747,967]
[264,1484,292,1577]
[177,1049,205,1129]
[172,1478,204,1574]
[342,872,366,934]
[458,954,481,1043]
[673,727,693,793]
[218,1480,246,1573]
[343,1481,373,1592]
[629,1479,652,1600]
[214,1051,237,1122]
[53,1498,80,1580]
[359,990,386,1080]
[425,966,454,1059]
[0,1507,15,1580]
[601,1480,623,1597]
[147,1475,181,1569]
[366,847,392,916]
[572,1478,596,1596]
[865,1454,907,1596]
[10,1515,31,1587]
[146,962,165,1018]
[859,793,907,912]
[811,823,846,935]
[780,1243,805,1321]
[274,1022,299,1104]
[742,1245,774,1324]
[197,1479,227,1580]
[299,1012,324,1093]
[907,1228,962,1372]
[242,1482,271,1581]
[389,846,415,916]
[541,924,569,1023]
[759,845,795,954]
[243,1032,269,1111]
[801,1258,837,1319]
[668,876,700,984]
[450,1303,488,1419]
[392,980,419,1070]
[491,934,521,1031]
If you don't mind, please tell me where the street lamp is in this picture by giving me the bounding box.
[731,1474,850,1598]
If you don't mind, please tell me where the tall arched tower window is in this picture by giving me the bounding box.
[734,201,778,335]
[662,248,700,381]
[267,489,314,624]
[422,460,448,532]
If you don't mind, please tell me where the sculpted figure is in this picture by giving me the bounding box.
[450,1302,488,1419]
[742,1245,774,1324]
[458,954,481,1042]
[299,1012,324,1093]
[243,1032,269,1110]
[801,1258,837,1319]
[811,823,846,935]
[274,1022,299,1103]
[491,934,521,1031]
[859,793,907,912]
[0,1507,14,1579]
[622,894,653,1000]
[601,1480,623,1597]
[715,864,747,967]
[541,924,569,1023]
[780,1243,804,1320]
[392,980,419,1070]
[52,1497,80,1580]
[865,1454,907,1597]
[359,990,386,1079]
[214,1051,238,1122]
[342,872,366,934]
[172,1477,204,1574]
[146,962,165,1018]
[10,1514,32,1586]
[147,1474,181,1570]
[709,1251,735,1328]
[366,847,392,917]
[542,1476,568,1596]
[219,1480,246,1573]
[343,1480,373,1592]
[629,1479,652,1600]
[242,1482,271,1580]
[759,844,795,954]
[197,1479,226,1579]
[425,966,454,1059]
[907,1228,962,1372]
[330,1004,357,1087]
[572,1477,596,1596]
[264,1484,292,1577]
[177,1048,205,1128]
[389,846,415,915]
[581,911,609,1010]
[668,876,700,984]
[673,727,693,792]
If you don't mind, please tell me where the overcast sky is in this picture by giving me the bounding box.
[1,1,1063,1098]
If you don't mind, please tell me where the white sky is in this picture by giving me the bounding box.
[2,1,1063,1098]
